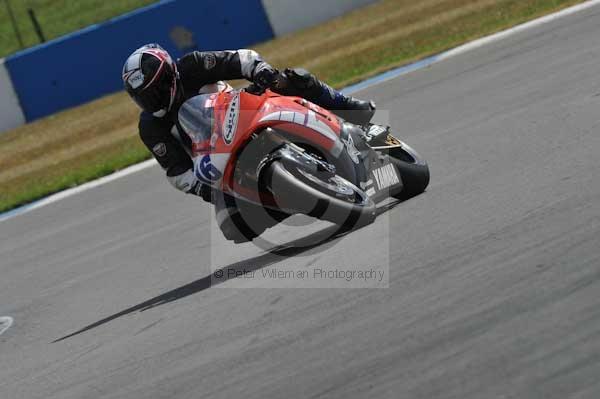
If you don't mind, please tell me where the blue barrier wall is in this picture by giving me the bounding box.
[5,0,274,121]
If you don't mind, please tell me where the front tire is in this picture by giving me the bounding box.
[261,161,376,229]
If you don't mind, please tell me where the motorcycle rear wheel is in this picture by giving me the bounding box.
[378,135,430,200]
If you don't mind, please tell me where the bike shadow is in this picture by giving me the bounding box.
[53,199,401,343]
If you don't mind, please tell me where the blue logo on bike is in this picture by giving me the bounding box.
[194,155,222,185]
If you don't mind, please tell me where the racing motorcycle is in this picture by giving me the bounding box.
[178,87,429,243]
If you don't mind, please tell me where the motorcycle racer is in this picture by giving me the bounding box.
[122,44,376,202]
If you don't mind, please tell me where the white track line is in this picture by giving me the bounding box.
[0,316,13,336]
[2,0,599,223]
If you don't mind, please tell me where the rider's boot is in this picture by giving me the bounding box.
[276,68,376,125]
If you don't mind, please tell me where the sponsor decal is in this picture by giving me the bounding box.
[223,93,240,145]
[203,53,217,70]
[170,26,196,50]
[194,155,223,185]
[372,164,400,190]
[152,142,167,157]
[343,134,361,164]
[127,70,145,89]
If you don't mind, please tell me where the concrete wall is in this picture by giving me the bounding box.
[261,0,379,36]
[0,58,25,131]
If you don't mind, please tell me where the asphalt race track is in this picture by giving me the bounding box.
[2,7,600,399]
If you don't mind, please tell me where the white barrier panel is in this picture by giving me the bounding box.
[261,0,379,36]
[0,58,25,133]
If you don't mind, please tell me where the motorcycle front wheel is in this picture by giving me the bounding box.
[261,160,376,229]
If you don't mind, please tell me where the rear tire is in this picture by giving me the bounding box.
[385,139,430,199]
[390,158,429,199]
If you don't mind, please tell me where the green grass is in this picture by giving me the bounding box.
[0,0,156,58]
[0,0,589,212]
[1,136,149,208]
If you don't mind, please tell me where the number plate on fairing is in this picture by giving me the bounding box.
[193,153,231,188]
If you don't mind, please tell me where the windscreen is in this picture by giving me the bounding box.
[177,94,216,145]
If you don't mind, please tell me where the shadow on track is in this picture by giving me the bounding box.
[53,200,401,343]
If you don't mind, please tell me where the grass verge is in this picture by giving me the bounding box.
[0,0,156,58]
[0,0,588,212]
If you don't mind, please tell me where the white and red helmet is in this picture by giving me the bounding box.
[122,44,181,117]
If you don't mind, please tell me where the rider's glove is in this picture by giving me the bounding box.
[252,62,279,88]
[189,181,213,203]
[167,169,213,203]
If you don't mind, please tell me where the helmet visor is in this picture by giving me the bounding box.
[130,65,176,114]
